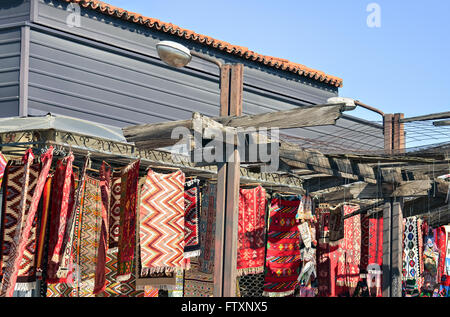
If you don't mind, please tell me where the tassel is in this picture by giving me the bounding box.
[236,266,264,277]
[116,273,131,282]
[184,250,201,259]
[262,289,295,297]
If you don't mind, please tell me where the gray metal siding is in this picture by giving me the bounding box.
[0,0,30,26]
[28,28,222,127]
[0,28,21,117]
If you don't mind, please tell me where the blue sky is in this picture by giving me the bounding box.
[105,0,450,122]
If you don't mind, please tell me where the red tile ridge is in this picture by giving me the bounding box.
[62,0,343,87]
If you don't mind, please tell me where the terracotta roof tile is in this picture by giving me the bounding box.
[63,0,343,87]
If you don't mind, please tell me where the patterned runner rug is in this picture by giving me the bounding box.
[237,185,267,276]
[139,169,185,275]
[263,196,301,297]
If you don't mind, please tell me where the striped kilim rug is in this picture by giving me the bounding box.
[263,197,301,297]
[139,169,185,275]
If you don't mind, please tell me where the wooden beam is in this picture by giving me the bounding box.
[400,111,450,123]
[214,103,346,129]
[433,120,450,127]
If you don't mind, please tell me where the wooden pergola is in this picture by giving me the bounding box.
[123,101,450,297]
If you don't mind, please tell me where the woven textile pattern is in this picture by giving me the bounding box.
[329,205,344,245]
[95,248,144,297]
[198,182,216,274]
[237,186,267,276]
[3,148,53,296]
[0,160,41,288]
[139,169,185,275]
[108,176,121,249]
[263,197,301,297]
[336,204,361,296]
[117,160,140,281]
[184,257,214,297]
[316,204,339,297]
[184,179,201,258]
[46,159,76,284]
[93,162,111,294]
[78,176,102,297]
[403,216,420,284]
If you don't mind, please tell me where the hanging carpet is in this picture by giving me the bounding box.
[237,185,267,276]
[263,196,301,297]
[198,182,216,274]
[184,179,201,258]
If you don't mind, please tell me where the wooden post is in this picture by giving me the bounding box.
[383,114,394,155]
[393,113,405,155]
[391,201,403,297]
[214,63,243,297]
[382,202,391,297]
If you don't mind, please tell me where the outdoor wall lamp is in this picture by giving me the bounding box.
[156,40,223,69]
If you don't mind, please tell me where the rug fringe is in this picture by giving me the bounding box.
[136,284,179,291]
[116,273,131,282]
[14,281,36,292]
[141,266,184,275]
[262,289,295,297]
[184,250,201,259]
[237,266,264,277]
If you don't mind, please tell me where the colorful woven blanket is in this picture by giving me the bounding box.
[403,216,420,282]
[46,157,76,284]
[139,169,185,275]
[263,197,301,297]
[184,179,201,258]
[117,160,140,282]
[237,185,267,276]
[0,155,41,293]
[198,182,216,274]
[335,204,361,297]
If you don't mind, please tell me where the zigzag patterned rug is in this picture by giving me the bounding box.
[139,169,185,275]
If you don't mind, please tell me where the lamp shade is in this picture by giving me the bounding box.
[156,41,192,68]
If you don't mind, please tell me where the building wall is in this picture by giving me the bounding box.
[0,27,22,117]
[0,0,384,152]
